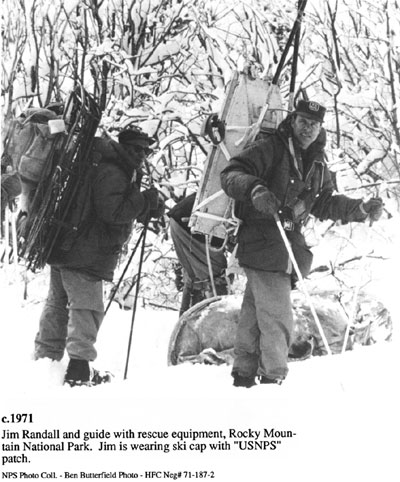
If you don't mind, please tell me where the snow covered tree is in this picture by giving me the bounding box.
[2,0,399,304]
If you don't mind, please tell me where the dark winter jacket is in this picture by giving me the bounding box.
[49,137,155,281]
[220,115,367,277]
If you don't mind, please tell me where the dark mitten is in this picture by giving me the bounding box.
[150,195,165,219]
[1,173,22,206]
[138,188,165,223]
[137,188,158,223]
[251,184,280,216]
[361,197,383,222]
[142,187,159,209]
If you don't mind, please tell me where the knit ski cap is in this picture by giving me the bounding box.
[118,127,155,147]
[294,100,326,123]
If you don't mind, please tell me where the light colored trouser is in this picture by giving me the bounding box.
[233,268,293,380]
[34,267,104,361]
[170,218,227,314]
[170,218,227,284]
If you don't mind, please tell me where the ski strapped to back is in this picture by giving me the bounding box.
[18,85,102,272]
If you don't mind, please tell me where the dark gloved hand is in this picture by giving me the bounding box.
[1,173,22,206]
[141,187,159,209]
[361,197,383,222]
[139,187,165,222]
[251,185,280,217]
[150,194,165,219]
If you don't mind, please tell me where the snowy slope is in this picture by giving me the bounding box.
[1,258,399,482]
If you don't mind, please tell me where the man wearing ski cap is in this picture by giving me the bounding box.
[220,99,383,388]
[295,99,326,120]
[118,127,155,156]
[34,126,165,387]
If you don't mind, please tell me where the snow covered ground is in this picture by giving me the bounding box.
[1,216,400,481]
[1,0,399,477]
[1,272,399,482]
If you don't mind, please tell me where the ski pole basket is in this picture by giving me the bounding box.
[19,85,102,272]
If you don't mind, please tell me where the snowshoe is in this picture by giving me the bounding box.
[64,368,113,387]
[259,376,283,385]
[64,359,113,387]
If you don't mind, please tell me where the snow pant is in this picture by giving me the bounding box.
[34,267,104,362]
[233,268,293,380]
[170,218,228,315]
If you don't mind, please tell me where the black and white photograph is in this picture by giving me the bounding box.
[1,1,399,480]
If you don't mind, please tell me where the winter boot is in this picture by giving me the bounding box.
[179,283,193,316]
[259,376,283,386]
[232,372,256,388]
[173,261,184,292]
[179,283,206,317]
[64,359,113,387]
[214,275,229,296]
[191,288,206,306]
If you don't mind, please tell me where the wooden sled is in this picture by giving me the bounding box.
[189,71,284,241]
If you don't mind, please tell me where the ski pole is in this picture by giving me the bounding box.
[272,0,308,85]
[205,234,217,297]
[340,284,361,354]
[288,0,302,111]
[4,206,11,269]
[10,209,19,274]
[124,219,149,380]
[274,214,332,355]
[341,201,380,353]
[105,227,146,314]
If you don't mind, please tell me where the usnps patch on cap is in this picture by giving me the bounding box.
[294,100,326,123]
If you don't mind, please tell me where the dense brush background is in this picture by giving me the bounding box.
[1,0,400,307]
[1,4,400,480]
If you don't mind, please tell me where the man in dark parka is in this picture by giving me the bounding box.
[34,128,165,386]
[220,100,383,387]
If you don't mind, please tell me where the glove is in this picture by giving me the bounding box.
[251,185,280,217]
[361,197,383,223]
[141,187,158,208]
[150,195,165,219]
[1,173,22,205]
[140,187,165,222]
